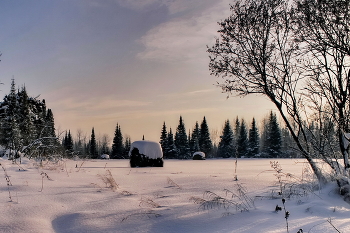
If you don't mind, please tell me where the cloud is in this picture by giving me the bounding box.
[115,0,167,10]
[137,0,231,63]
[51,95,151,117]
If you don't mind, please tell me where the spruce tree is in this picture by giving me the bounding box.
[268,112,282,157]
[217,120,235,158]
[2,79,21,157]
[233,117,240,157]
[248,118,260,157]
[167,128,178,159]
[159,122,168,157]
[111,123,124,159]
[281,127,295,157]
[260,117,269,157]
[237,119,248,158]
[17,86,35,146]
[35,99,47,138]
[64,130,74,156]
[123,136,131,157]
[44,109,56,138]
[262,112,282,157]
[90,127,98,159]
[199,116,213,157]
[175,116,190,159]
[189,121,200,155]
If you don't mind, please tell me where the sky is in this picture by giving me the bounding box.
[0,0,274,144]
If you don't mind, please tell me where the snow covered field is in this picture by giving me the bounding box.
[0,158,349,233]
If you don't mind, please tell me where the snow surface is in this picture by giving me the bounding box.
[0,158,349,233]
[129,140,163,159]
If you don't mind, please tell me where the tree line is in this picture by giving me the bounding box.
[0,79,340,163]
[62,124,131,159]
[159,112,310,159]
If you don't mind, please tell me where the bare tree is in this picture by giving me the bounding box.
[207,0,328,184]
[296,0,350,173]
[101,134,110,155]
[74,129,87,155]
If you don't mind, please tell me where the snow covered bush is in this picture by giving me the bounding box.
[192,152,205,160]
[129,141,163,167]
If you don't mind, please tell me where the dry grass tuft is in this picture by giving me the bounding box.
[190,183,255,212]
[97,170,119,191]
[1,163,13,201]
[166,177,182,189]
[139,197,161,208]
[121,210,161,222]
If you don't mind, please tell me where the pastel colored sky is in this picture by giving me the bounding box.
[0,0,274,143]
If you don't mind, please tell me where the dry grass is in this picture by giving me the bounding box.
[190,183,255,212]
[166,177,182,189]
[121,210,161,222]
[97,170,119,191]
[139,197,161,208]
[1,163,13,201]
[40,171,53,192]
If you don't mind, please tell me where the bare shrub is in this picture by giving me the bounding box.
[259,161,318,200]
[40,172,53,192]
[166,177,182,189]
[97,170,119,191]
[190,183,255,212]
[1,163,13,201]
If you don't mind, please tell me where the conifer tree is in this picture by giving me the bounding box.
[63,130,74,156]
[175,116,190,159]
[262,112,282,157]
[159,122,168,157]
[260,117,269,156]
[44,109,56,138]
[0,79,21,158]
[35,99,47,138]
[167,128,178,159]
[111,123,124,159]
[248,118,260,157]
[189,121,200,155]
[90,127,98,159]
[237,119,248,157]
[123,136,131,157]
[199,116,213,157]
[268,112,282,157]
[281,127,296,157]
[233,117,240,157]
[18,86,35,146]
[217,120,235,158]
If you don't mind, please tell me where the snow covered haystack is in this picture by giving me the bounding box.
[129,140,163,167]
[193,152,205,160]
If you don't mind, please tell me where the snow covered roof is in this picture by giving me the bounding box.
[129,140,163,159]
